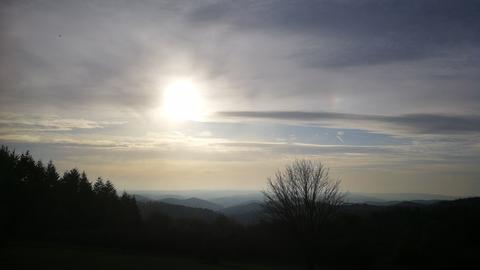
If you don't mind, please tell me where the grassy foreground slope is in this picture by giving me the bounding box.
[1,243,301,270]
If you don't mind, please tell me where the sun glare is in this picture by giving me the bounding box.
[162,79,204,121]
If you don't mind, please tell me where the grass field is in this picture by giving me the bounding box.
[1,243,301,270]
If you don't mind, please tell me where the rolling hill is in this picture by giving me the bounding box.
[159,197,223,211]
[138,201,221,223]
[220,202,264,224]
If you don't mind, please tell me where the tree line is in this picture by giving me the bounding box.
[2,145,480,269]
[0,146,141,245]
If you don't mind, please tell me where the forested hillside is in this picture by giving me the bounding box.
[2,145,480,269]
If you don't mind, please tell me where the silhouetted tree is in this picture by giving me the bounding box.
[79,171,93,194]
[45,161,59,187]
[0,145,141,244]
[119,191,141,227]
[263,159,344,270]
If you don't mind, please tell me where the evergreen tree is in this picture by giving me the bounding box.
[0,146,141,242]
[45,161,59,188]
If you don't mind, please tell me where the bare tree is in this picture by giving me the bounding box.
[263,159,344,270]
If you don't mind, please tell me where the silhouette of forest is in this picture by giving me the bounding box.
[1,145,480,269]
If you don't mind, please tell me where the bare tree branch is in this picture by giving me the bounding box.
[262,159,345,270]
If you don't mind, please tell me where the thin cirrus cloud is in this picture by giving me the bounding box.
[216,111,480,135]
[0,114,126,132]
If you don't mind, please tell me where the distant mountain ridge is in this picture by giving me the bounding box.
[210,194,263,208]
[348,192,457,202]
[136,191,477,226]
[134,191,459,207]
[159,197,223,211]
[220,202,263,215]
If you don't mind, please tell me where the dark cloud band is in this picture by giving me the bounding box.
[191,0,480,67]
[217,111,480,134]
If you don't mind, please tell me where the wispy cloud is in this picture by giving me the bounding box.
[216,111,480,136]
[0,114,126,132]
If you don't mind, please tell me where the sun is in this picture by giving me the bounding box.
[162,79,204,121]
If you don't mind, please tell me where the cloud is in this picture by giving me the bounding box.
[0,113,126,132]
[0,1,479,194]
[216,111,480,135]
[0,0,196,116]
[1,0,479,118]
[190,0,480,67]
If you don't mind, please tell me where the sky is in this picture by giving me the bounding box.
[1,0,479,196]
